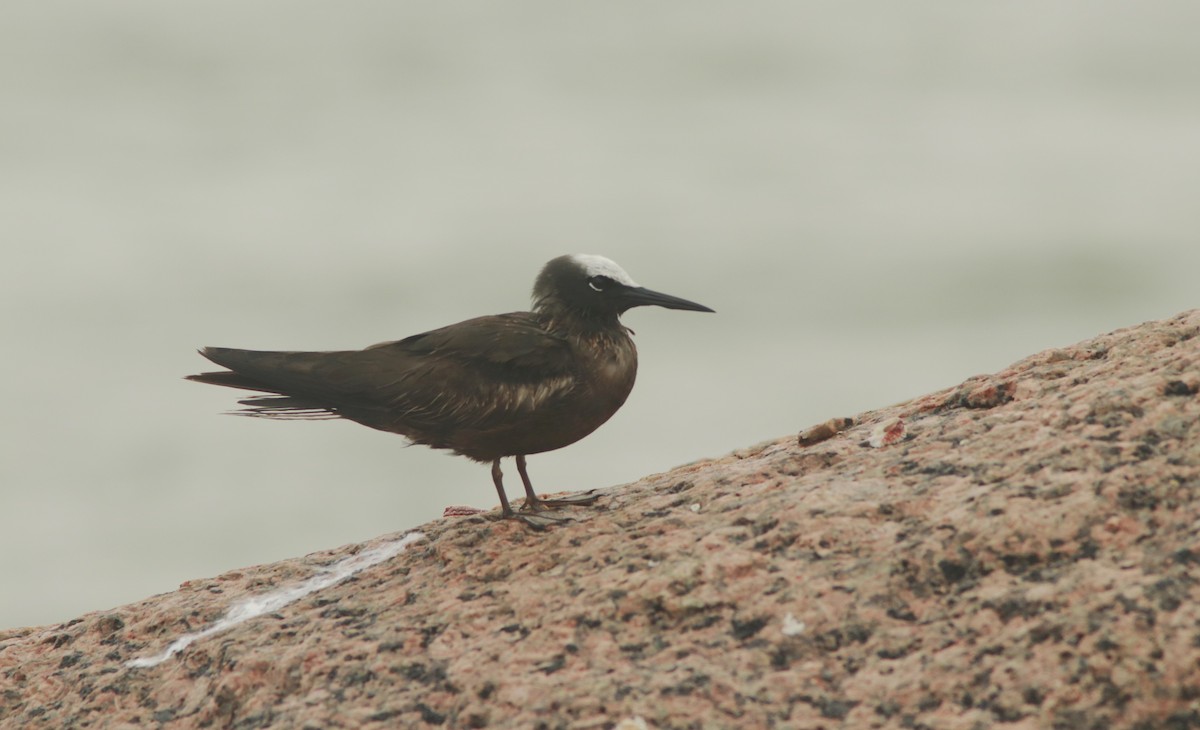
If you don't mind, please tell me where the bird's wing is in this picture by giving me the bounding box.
[193,313,578,432]
[369,312,574,373]
[359,312,580,428]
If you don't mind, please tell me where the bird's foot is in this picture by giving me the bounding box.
[502,508,573,531]
[521,489,602,510]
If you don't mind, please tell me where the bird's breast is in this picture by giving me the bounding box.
[427,328,641,461]
[577,330,638,408]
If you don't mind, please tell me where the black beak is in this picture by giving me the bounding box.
[618,286,715,313]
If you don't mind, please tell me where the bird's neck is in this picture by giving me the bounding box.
[536,301,629,340]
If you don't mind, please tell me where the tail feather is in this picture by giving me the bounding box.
[188,347,341,419]
[233,395,341,420]
[188,345,414,427]
[186,370,279,394]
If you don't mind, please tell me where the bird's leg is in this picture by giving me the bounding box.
[515,455,546,512]
[492,458,569,529]
[491,459,515,516]
[516,455,602,511]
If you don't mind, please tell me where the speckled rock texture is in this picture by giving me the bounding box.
[3,310,1200,730]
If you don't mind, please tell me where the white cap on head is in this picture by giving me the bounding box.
[568,254,640,288]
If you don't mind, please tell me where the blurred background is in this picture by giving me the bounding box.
[2,1,1197,629]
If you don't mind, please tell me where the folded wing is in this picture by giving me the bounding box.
[187,313,579,443]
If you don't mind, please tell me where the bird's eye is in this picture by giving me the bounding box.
[587,275,613,292]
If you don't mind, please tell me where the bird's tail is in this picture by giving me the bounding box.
[187,347,341,420]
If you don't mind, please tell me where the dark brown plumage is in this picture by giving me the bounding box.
[188,254,713,528]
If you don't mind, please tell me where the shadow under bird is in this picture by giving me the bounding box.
[188,254,714,528]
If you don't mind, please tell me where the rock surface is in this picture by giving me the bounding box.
[3,310,1200,729]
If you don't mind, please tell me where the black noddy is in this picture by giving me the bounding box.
[188,254,714,529]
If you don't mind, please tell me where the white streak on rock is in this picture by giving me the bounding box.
[126,532,426,669]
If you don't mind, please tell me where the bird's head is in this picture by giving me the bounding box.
[532,254,714,322]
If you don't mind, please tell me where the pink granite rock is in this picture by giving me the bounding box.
[3,310,1199,729]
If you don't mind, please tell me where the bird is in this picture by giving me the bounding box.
[187,254,714,528]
